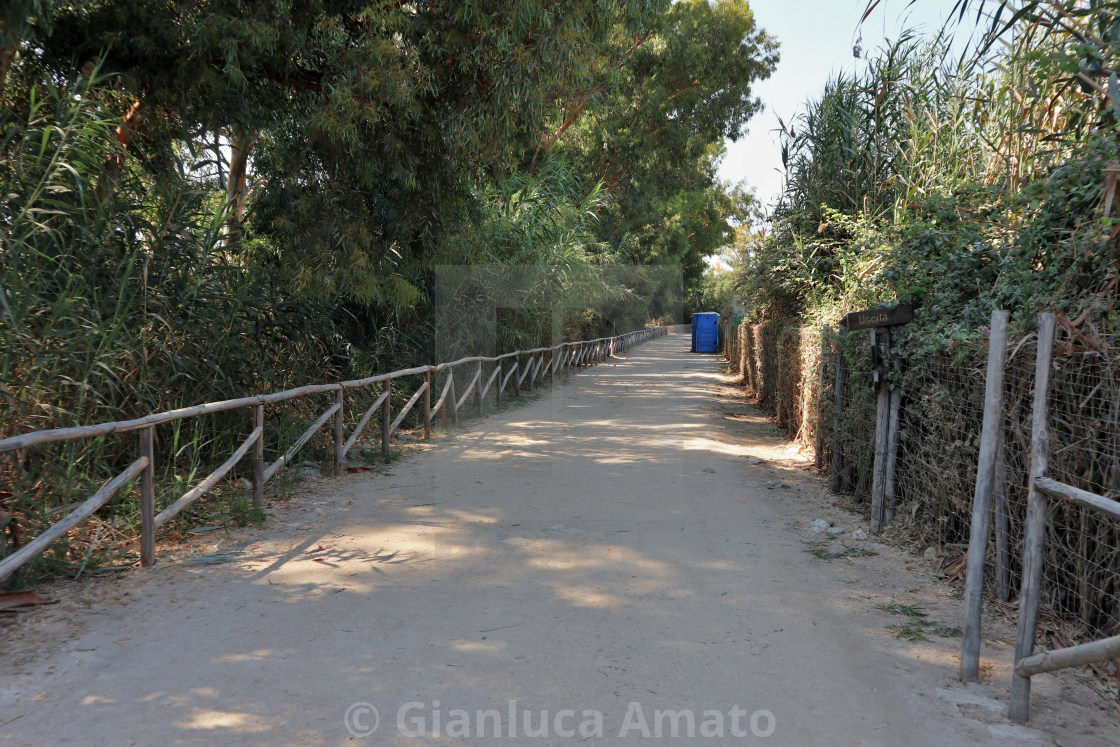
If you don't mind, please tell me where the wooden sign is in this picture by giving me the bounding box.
[842,303,914,332]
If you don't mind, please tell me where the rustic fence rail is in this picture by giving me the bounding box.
[0,327,665,582]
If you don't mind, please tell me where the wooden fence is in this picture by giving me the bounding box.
[0,327,665,582]
[959,311,1120,722]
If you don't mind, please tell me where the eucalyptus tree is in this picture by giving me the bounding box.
[551,0,778,287]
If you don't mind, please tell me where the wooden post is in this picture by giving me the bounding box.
[139,426,155,567]
[814,325,829,469]
[252,405,264,507]
[960,309,1011,681]
[882,386,903,525]
[870,329,892,534]
[381,381,391,457]
[830,327,848,493]
[513,358,521,397]
[1009,312,1056,723]
[333,390,345,473]
[448,370,458,426]
[475,361,483,416]
[550,350,556,387]
[423,371,432,440]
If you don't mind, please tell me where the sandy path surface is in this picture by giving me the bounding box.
[2,333,1117,745]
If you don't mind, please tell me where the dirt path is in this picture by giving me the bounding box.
[2,333,1116,745]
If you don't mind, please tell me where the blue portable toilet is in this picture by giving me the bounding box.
[691,312,720,353]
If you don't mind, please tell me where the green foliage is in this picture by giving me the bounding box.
[736,11,1119,339]
[693,267,738,319]
[1,1,780,583]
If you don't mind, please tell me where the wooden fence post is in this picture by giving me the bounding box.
[513,358,521,398]
[333,390,345,473]
[139,426,155,567]
[448,370,458,426]
[814,325,828,469]
[864,327,891,530]
[830,327,848,493]
[1009,312,1056,723]
[474,361,483,416]
[252,405,264,507]
[882,386,903,526]
[870,328,891,533]
[423,371,432,440]
[381,381,391,457]
[960,309,1011,681]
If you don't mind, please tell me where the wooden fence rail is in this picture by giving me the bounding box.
[0,327,665,582]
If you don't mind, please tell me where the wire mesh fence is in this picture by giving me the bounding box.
[1040,331,1120,642]
[733,314,1120,701]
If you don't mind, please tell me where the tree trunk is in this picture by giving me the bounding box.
[0,46,15,98]
[226,135,255,238]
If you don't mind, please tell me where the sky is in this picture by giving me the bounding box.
[718,0,960,215]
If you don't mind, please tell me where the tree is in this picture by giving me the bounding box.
[552,0,778,287]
